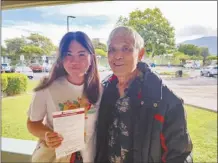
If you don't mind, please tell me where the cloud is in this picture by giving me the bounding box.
[33,1,217,44]
[36,1,146,18]
[177,25,217,37]
[2,1,217,45]
[35,1,217,27]
[1,21,114,46]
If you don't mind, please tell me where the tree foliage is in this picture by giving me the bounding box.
[116,8,175,57]
[207,55,218,60]
[3,33,55,63]
[1,46,7,56]
[199,47,209,65]
[92,40,107,52]
[5,37,26,56]
[173,51,190,64]
[27,33,55,55]
[178,44,200,56]
[20,45,44,60]
[95,48,107,57]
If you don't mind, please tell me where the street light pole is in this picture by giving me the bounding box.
[67,16,76,32]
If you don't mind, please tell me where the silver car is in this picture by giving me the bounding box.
[200,65,218,77]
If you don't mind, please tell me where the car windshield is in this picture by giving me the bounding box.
[2,64,8,67]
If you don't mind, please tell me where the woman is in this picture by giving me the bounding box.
[27,31,101,163]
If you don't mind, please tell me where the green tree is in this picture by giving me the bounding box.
[178,44,200,56]
[207,55,218,61]
[3,33,56,64]
[116,8,175,57]
[190,55,203,60]
[92,40,107,52]
[20,45,44,62]
[1,46,7,56]
[173,51,190,64]
[4,37,27,65]
[4,37,26,56]
[199,47,209,65]
[27,33,55,55]
[95,48,107,57]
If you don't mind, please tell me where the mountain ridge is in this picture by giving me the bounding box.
[179,36,217,55]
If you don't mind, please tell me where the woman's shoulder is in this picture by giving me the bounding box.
[48,76,66,88]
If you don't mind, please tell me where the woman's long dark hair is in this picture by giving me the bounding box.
[34,31,100,104]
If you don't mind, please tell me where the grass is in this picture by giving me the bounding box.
[1,80,39,140]
[2,94,37,141]
[185,105,217,163]
[26,80,39,92]
[1,92,217,162]
[158,71,189,77]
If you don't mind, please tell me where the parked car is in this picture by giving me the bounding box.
[15,66,34,79]
[183,60,201,69]
[200,65,218,77]
[1,63,13,73]
[29,63,43,72]
[183,63,193,68]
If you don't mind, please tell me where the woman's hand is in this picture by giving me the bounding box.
[44,131,63,149]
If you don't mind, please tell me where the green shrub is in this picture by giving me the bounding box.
[1,73,8,91]
[207,55,218,61]
[4,73,28,96]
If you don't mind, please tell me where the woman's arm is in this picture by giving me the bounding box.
[27,119,63,148]
[27,118,52,140]
[27,89,63,148]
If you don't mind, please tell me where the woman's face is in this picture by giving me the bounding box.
[63,40,91,77]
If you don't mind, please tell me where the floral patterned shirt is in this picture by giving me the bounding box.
[108,95,133,163]
[107,70,144,163]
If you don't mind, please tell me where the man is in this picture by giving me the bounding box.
[95,26,193,163]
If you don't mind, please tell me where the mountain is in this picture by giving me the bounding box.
[180,36,217,55]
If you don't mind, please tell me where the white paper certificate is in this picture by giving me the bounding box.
[52,108,85,159]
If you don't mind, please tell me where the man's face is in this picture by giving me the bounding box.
[108,33,143,77]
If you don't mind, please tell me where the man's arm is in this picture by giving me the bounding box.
[161,103,193,163]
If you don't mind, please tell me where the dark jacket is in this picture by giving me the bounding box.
[95,62,193,163]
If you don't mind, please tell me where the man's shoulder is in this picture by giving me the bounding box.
[142,71,183,107]
[162,83,184,110]
[101,73,115,88]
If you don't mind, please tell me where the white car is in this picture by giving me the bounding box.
[15,66,34,79]
[200,65,218,77]
[1,63,13,72]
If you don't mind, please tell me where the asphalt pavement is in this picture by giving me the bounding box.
[32,69,217,112]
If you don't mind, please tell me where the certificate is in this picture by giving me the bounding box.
[52,108,85,159]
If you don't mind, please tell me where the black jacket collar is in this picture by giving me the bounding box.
[102,62,163,102]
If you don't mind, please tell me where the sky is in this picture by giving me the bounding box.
[2,1,217,47]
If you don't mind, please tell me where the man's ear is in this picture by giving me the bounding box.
[138,48,145,61]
